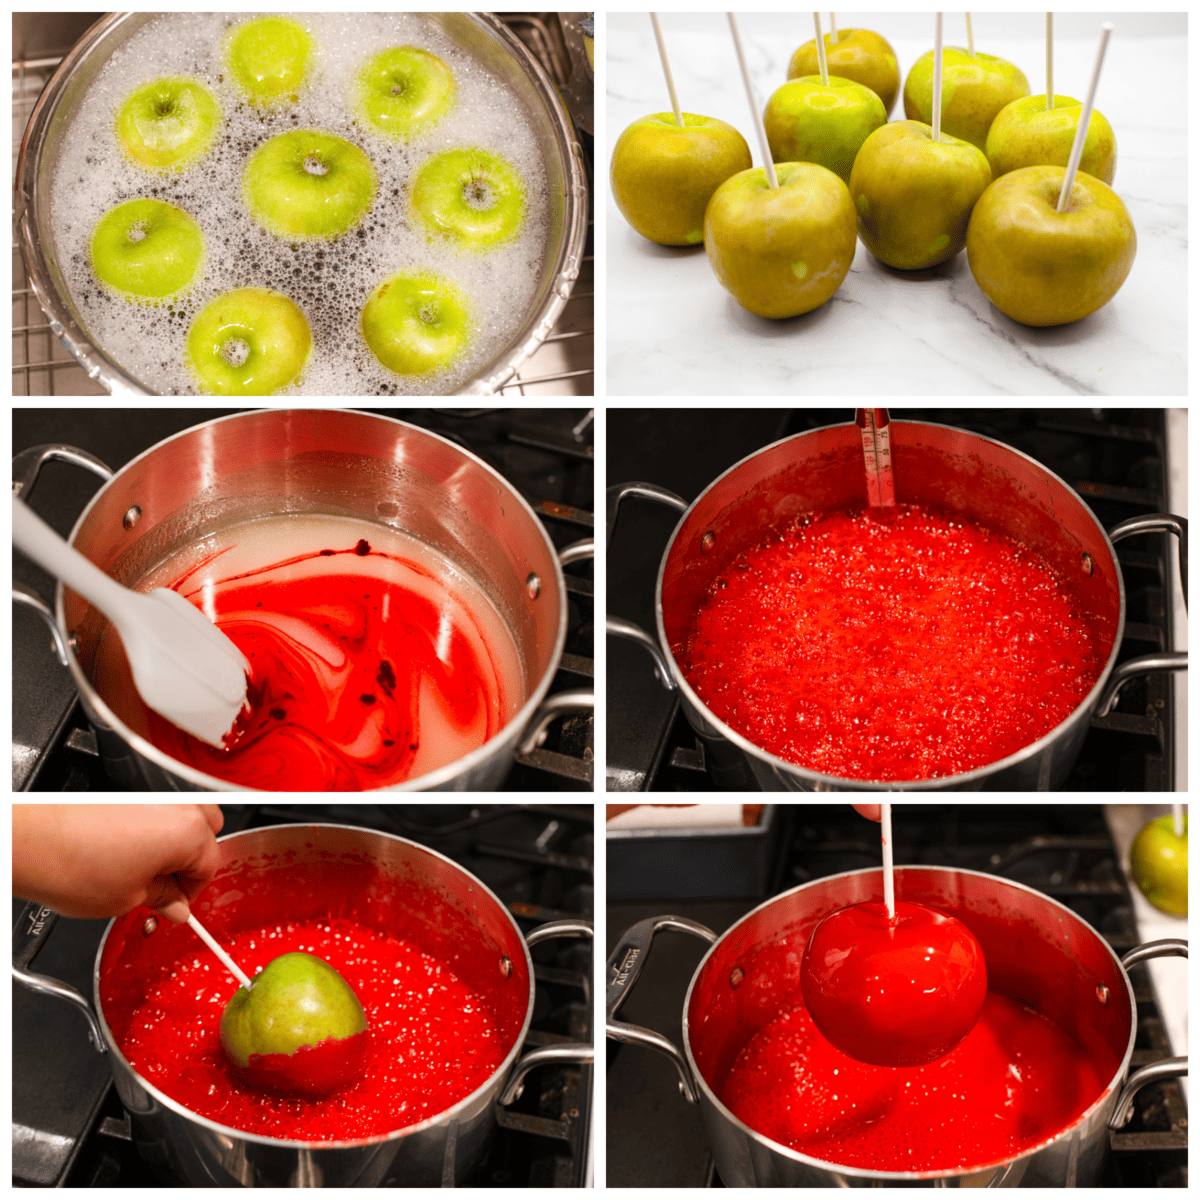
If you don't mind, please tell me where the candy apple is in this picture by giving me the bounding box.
[116,76,219,171]
[966,164,1136,326]
[904,48,1030,152]
[243,129,375,239]
[357,46,456,139]
[611,113,751,246]
[703,161,857,319]
[986,94,1116,184]
[220,952,369,1097]
[90,199,203,300]
[764,75,886,185]
[361,271,470,375]
[226,16,314,104]
[412,148,525,249]
[186,288,312,395]
[850,120,992,270]
[1129,814,1187,916]
[788,29,901,115]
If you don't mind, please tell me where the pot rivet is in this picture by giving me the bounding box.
[499,955,513,978]
[1096,984,1109,1006]
[701,531,716,555]
[1081,552,1094,576]
[729,966,744,989]
[123,506,142,531]
[67,629,79,654]
[142,916,158,937]
[525,572,540,600]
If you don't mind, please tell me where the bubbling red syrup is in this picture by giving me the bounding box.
[680,504,1103,781]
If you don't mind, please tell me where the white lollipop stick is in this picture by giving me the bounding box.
[881,802,896,920]
[813,12,829,86]
[728,13,779,189]
[830,12,838,41]
[932,13,944,143]
[965,11,974,57]
[650,14,683,129]
[1046,13,1054,111]
[1173,804,1185,839]
[188,913,255,991]
[1056,22,1111,213]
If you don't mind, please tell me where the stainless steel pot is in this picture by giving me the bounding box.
[13,409,593,791]
[607,865,1186,1187]
[607,420,1187,790]
[14,12,588,397]
[14,822,593,1187]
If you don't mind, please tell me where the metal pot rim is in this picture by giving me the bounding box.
[679,864,1139,1181]
[91,821,538,1149]
[52,408,568,791]
[654,419,1128,790]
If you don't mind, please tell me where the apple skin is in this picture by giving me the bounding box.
[220,951,369,1097]
[361,271,470,375]
[186,288,312,395]
[764,75,886,186]
[788,29,901,115]
[986,94,1116,185]
[412,148,525,249]
[357,46,456,139]
[966,165,1136,326]
[611,112,751,246]
[703,161,857,319]
[1129,814,1187,916]
[243,129,376,239]
[850,120,992,270]
[116,76,219,171]
[904,47,1030,152]
[90,199,203,300]
[226,16,314,104]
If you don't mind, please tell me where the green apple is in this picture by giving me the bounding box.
[703,161,857,319]
[966,164,1136,326]
[850,120,992,270]
[220,952,369,1096]
[361,271,470,375]
[1129,814,1187,916]
[243,129,375,239]
[904,47,1030,152]
[764,75,886,186]
[986,94,1116,185]
[186,288,312,394]
[226,16,314,104]
[788,29,901,115]
[357,46,455,139]
[115,76,219,171]
[611,113,751,246]
[412,148,525,249]
[90,199,203,301]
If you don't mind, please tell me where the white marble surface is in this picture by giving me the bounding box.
[606,13,1186,396]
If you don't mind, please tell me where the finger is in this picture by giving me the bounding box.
[199,804,225,835]
[853,804,882,822]
[147,875,192,923]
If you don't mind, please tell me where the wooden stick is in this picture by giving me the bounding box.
[188,913,254,990]
[965,11,974,56]
[1046,13,1054,111]
[1173,804,1184,839]
[933,13,944,143]
[650,13,683,128]
[881,803,895,920]
[1056,22,1111,213]
[728,14,779,188]
[830,12,838,41]
[813,12,829,86]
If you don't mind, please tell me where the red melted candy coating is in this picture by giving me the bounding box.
[143,540,504,790]
[800,901,987,1068]
[236,1028,371,1099]
[681,505,1103,781]
[719,991,1105,1173]
[117,918,506,1141]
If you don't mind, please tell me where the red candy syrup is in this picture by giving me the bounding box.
[800,901,987,1068]
[231,1027,371,1099]
[680,504,1103,781]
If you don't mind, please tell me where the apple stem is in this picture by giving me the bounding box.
[649,13,684,129]
[727,13,779,188]
[1046,13,1054,111]
[932,13,944,143]
[1056,22,1112,213]
[881,802,896,921]
[813,12,829,87]
[965,11,974,57]
[830,12,838,41]
[188,913,255,991]
[1173,804,1184,839]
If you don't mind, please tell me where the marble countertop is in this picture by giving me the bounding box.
[606,13,1186,396]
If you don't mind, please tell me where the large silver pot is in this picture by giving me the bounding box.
[13,409,592,791]
[607,865,1186,1187]
[14,822,593,1186]
[607,420,1187,790]
[14,12,588,397]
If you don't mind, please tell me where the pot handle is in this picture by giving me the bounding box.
[11,900,107,1051]
[606,482,689,691]
[606,915,717,1104]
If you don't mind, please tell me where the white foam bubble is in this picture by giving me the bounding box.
[49,13,554,395]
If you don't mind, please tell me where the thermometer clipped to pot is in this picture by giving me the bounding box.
[800,803,988,1067]
[855,408,896,510]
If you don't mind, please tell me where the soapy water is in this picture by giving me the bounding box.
[49,12,553,395]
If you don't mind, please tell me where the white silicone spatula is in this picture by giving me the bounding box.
[12,497,248,747]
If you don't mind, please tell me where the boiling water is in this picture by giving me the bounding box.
[49,12,552,395]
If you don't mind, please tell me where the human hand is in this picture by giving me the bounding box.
[13,804,224,923]
[853,804,882,822]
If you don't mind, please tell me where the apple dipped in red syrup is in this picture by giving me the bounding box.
[800,900,987,1068]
